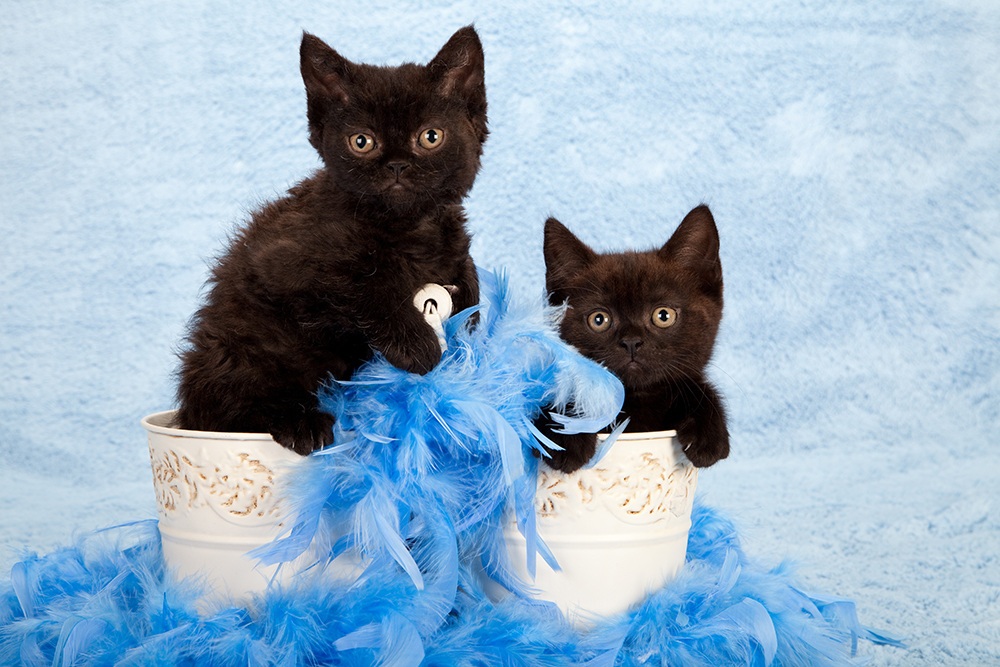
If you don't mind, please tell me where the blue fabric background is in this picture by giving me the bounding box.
[1,2,997,664]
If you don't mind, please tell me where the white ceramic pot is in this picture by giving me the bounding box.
[142,410,362,607]
[498,430,698,624]
[143,285,452,608]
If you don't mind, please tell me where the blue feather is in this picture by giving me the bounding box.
[18,631,47,667]
[510,459,560,580]
[366,494,423,591]
[376,612,425,667]
[10,561,32,618]
[443,304,481,341]
[525,418,563,455]
[581,418,629,469]
[334,613,425,667]
[399,504,459,636]
[54,616,109,667]
[333,623,381,651]
[453,400,524,485]
[705,598,778,666]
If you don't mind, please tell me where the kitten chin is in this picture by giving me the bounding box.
[537,204,730,473]
[176,27,488,455]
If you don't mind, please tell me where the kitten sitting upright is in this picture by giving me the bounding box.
[176,27,487,454]
[539,205,730,473]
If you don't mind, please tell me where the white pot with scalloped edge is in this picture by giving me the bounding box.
[142,410,365,609]
[142,285,454,609]
[493,430,698,625]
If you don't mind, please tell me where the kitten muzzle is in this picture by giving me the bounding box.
[386,162,410,179]
[621,338,643,359]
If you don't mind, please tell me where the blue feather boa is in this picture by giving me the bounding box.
[252,269,627,593]
[0,270,902,666]
[0,506,901,667]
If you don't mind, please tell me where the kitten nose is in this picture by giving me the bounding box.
[621,338,643,358]
[386,162,410,179]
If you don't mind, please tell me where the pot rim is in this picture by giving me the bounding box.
[141,409,276,441]
[142,410,678,443]
[597,428,678,441]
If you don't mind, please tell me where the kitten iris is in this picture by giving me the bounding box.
[652,306,678,328]
[588,310,612,332]
[350,133,375,153]
[418,128,444,149]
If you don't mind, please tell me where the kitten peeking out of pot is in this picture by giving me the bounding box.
[538,205,730,473]
[176,27,487,454]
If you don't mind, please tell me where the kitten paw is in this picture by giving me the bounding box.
[381,335,442,375]
[676,417,730,468]
[535,429,598,474]
[270,410,335,455]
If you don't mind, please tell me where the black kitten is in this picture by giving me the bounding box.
[176,27,488,454]
[538,205,730,473]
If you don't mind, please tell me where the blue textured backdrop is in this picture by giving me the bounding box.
[1,2,998,664]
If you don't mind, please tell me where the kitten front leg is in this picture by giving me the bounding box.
[674,379,730,468]
[450,256,480,314]
[265,397,336,455]
[177,342,335,455]
[532,416,598,474]
[355,261,476,374]
[364,301,443,374]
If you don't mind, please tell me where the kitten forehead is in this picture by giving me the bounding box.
[596,252,688,293]
[344,66,457,125]
[348,62,431,96]
[559,252,690,317]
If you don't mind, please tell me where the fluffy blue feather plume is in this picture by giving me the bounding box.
[0,270,903,665]
[253,269,625,592]
[0,506,903,666]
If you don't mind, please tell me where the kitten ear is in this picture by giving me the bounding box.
[300,33,351,104]
[544,218,598,302]
[300,33,351,149]
[429,26,488,142]
[660,205,722,286]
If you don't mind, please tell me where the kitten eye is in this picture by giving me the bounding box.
[651,306,678,329]
[349,133,376,153]
[587,310,612,332]
[418,128,445,149]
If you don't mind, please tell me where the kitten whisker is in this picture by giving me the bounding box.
[706,363,748,401]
